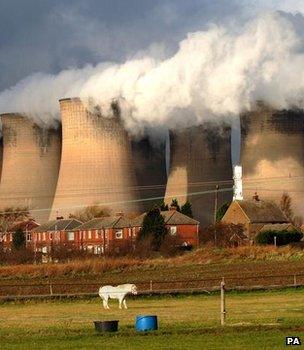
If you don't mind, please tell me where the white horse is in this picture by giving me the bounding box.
[98,283,137,309]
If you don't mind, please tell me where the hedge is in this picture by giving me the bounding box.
[255,230,303,246]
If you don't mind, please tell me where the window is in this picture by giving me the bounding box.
[67,232,74,241]
[170,226,177,236]
[49,233,53,241]
[115,229,123,239]
[26,232,31,242]
[94,246,101,255]
[88,230,92,239]
[42,246,47,253]
[38,233,41,241]
[42,232,46,241]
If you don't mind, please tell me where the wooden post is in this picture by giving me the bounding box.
[49,283,53,295]
[294,274,297,286]
[150,280,153,291]
[220,277,226,326]
[274,236,277,247]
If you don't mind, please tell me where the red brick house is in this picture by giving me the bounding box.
[1,219,40,251]
[132,209,200,248]
[221,196,289,239]
[2,209,199,257]
[74,216,135,254]
[31,219,83,254]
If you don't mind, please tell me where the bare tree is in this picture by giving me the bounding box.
[280,193,303,228]
[69,205,110,222]
[0,206,30,232]
[280,192,293,222]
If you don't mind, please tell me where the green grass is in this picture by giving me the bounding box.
[1,289,304,349]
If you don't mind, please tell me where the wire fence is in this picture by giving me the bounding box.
[1,273,304,300]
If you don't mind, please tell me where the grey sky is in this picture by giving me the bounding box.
[0,0,248,92]
[1,0,304,165]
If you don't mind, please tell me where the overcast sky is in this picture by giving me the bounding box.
[1,0,304,92]
[1,1,304,164]
[0,0,265,92]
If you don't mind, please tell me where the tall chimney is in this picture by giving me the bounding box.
[233,165,243,200]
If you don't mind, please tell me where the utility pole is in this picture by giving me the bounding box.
[214,184,219,225]
[214,185,219,245]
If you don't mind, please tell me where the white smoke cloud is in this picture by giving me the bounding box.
[80,12,304,131]
[0,11,304,132]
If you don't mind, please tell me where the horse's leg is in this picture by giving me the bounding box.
[102,299,107,309]
[123,299,128,309]
[106,296,110,309]
[118,297,123,309]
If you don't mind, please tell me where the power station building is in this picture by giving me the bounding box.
[241,103,304,220]
[50,98,141,219]
[164,123,233,226]
[0,114,61,222]
[2,97,304,228]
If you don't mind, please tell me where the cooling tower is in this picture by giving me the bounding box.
[0,114,61,223]
[0,137,3,180]
[241,103,304,219]
[165,124,233,226]
[50,98,141,219]
[131,137,167,210]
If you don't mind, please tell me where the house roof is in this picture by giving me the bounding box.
[31,219,83,232]
[76,216,132,230]
[133,210,199,226]
[235,200,288,224]
[260,223,296,232]
[9,219,39,232]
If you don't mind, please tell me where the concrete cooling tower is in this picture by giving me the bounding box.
[0,114,61,223]
[0,137,3,180]
[165,124,233,226]
[50,98,141,219]
[131,137,167,210]
[241,103,304,220]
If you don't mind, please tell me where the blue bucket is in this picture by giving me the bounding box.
[135,315,158,331]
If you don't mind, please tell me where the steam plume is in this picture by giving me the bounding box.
[0,12,304,133]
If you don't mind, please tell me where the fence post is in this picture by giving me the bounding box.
[294,275,297,287]
[220,277,226,326]
[49,283,53,296]
[150,280,153,292]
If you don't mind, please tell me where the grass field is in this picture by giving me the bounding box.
[2,246,304,297]
[1,289,304,349]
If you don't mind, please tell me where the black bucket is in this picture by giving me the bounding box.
[93,320,119,332]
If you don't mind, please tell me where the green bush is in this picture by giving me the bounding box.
[255,230,303,246]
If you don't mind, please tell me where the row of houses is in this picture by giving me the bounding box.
[0,208,200,254]
[0,194,299,255]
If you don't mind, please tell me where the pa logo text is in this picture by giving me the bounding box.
[286,337,301,346]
